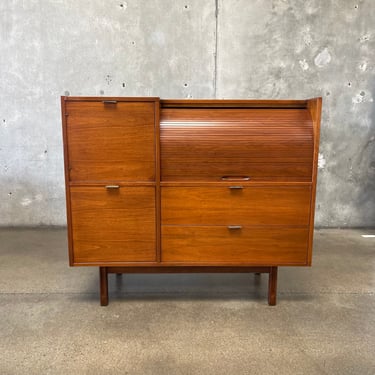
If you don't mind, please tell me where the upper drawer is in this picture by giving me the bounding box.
[162,185,311,226]
[65,101,155,182]
[160,108,313,181]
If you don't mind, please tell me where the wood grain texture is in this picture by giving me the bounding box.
[162,226,309,265]
[70,186,156,263]
[160,108,313,181]
[66,101,155,182]
[162,185,311,226]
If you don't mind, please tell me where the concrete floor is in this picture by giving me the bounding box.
[0,228,374,374]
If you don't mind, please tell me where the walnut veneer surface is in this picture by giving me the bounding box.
[61,97,322,305]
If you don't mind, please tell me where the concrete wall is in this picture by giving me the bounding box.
[0,0,374,226]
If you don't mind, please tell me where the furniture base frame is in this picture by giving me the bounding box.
[99,266,278,306]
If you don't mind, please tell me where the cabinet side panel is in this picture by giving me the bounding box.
[154,100,161,262]
[61,97,74,265]
[307,97,322,265]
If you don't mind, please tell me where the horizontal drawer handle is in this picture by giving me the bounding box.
[227,225,242,230]
[105,185,120,189]
[102,100,118,104]
[228,185,243,189]
[222,176,250,181]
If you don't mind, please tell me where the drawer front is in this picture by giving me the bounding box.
[70,186,156,263]
[162,226,308,265]
[162,186,311,226]
[66,101,155,182]
[161,108,313,181]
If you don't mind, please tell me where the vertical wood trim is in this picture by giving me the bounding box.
[61,97,75,266]
[154,99,161,262]
[307,97,322,266]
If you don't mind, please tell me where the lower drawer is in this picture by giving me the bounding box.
[161,226,309,265]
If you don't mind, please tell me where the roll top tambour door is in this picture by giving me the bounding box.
[160,108,314,181]
[66,101,155,182]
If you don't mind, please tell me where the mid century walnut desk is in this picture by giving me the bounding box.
[61,97,321,306]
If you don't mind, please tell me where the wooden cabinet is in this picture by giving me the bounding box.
[62,97,322,306]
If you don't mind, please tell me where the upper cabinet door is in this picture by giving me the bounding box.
[160,108,313,182]
[65,101,156,182]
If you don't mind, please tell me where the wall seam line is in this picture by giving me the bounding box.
[214,0,219,98]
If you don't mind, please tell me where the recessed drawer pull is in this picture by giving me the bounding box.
[105,185,120,189]
[227,225,242,230]
[102,100,118,104]
[228,185,243,189]
[221,176,250,181]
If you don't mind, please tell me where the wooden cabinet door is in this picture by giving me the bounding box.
[70,186,156,264]
[66,101,155,182]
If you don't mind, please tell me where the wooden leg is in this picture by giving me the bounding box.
[268,267,278,306]
[100,267,108,306]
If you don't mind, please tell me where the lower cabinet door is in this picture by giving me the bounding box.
[70,186,156,263]
[162,226,309,265]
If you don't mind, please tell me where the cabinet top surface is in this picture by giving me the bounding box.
[62,96,159,102]
[62,96,321,109]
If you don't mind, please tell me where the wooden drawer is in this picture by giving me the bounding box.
[162,226,309,265]
[70,186,156,263]
[161,108,313,181]
[66,101,155,182]
[162,185,311,226]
